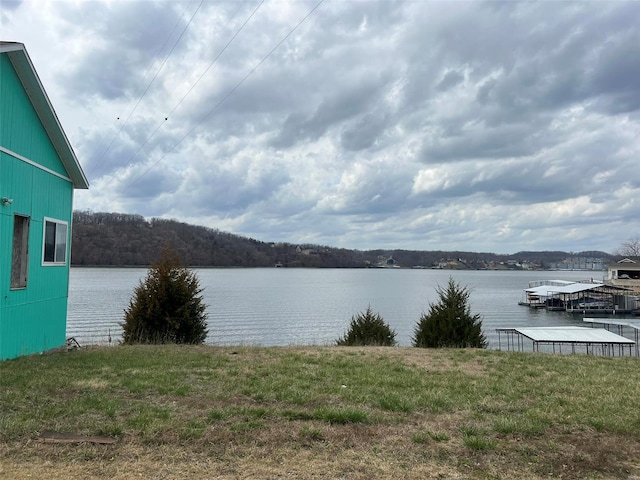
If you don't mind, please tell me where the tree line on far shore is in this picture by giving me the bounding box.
[71,211,611,269]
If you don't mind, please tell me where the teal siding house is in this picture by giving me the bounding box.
[1,42,88,360]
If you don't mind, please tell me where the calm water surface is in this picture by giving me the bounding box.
[67,268,602,348]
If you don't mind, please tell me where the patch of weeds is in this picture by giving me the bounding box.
[96,422,124,437]
[289,391,312,405]
[0,416,27,440]
[377,394,414,413]
[103,403,117,419]
[229,420,265,432]
[545,441,560,452]
[459,424,496,450]
[412,429,449,444]
[78,448,100,461]
[475,350,492,357]
[126,414,153,431]
[275,388,311,405]
[452,350,475,362]
[431,430,450,442]
[463,434,497,450]
[419,391,453,413]
[313,407,368,424]
[207,408,228,422]
[458,424,484,436]
[475,398,521,415]
[238,407,270,419]
[493,415,548,437]
[207,406,272,425]
[179,419,206,440]
[173,385,190,396]
[126,405,171,434]
[299,425,324,442]
[281,409,315,421]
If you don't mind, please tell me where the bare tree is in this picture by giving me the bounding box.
[615,235,640,257]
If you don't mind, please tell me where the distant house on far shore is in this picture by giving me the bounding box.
[607,258,640,293]
[1,42,88,360]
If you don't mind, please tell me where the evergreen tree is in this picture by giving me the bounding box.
[412,277,487,348]
[122,246,208,344]
[336,306,397,346]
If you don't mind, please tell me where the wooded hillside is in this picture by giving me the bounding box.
[70,211,611,268]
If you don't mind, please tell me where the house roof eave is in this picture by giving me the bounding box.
[1,41,89,189]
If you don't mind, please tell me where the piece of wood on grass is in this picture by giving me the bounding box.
[38,431,116,445]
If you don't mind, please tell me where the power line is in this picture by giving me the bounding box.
[99,0,262,191]
[88,0,205,180]
[167,0,266,120]
[123,0,325,191]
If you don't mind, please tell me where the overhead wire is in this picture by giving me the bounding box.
[87,0,205,180]
[99,0,262,191]
[166,0,266,121]
[122,0,325,190]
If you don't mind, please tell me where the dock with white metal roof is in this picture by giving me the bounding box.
[583,317,640,356]
[496,326,636,356]
[520,279,637,314]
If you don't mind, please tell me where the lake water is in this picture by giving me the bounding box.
[67,268,604,349]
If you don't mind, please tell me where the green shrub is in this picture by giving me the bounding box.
[336,306,397,346]
[412,277,487,348]
[122,246,208,344]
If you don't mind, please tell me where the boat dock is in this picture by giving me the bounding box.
[519,280,638,314]
[583,317,640,357]
[496,326,636,356]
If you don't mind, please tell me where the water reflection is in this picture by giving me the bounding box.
[67,268,602,348]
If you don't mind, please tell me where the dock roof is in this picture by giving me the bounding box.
[512,326,634,344]
[582,318,640,329]
[525,282,604,297]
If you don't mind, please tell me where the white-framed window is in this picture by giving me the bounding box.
[42,217,68,265]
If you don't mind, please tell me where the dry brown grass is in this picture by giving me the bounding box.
[3,425,638,479]
[1,345,640,479]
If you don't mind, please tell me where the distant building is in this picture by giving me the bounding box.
[548,257,607,271]
[1,42,88,360]
[606,258,640,292]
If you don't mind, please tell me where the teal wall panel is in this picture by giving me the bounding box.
[1,154,73,359]
[0,55,68,178]
[0,298,68,360]
[1,52,76,360]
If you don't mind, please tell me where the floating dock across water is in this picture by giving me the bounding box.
[519,280,638,314]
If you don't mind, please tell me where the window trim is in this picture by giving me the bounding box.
[42,217,68,266]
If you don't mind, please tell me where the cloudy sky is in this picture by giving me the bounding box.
[3,1,640,253]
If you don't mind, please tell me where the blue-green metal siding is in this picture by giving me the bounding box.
[1,52,74,360]
[0,55,68,178]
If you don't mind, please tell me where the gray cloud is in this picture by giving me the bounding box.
[5,0,640,253]
[270,72,392,148]
[56,2,186,101]
[436,70,464,92]
[0,0,22,11]
[340,112,390,151]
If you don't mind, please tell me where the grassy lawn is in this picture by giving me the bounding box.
[1,345,639,479]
